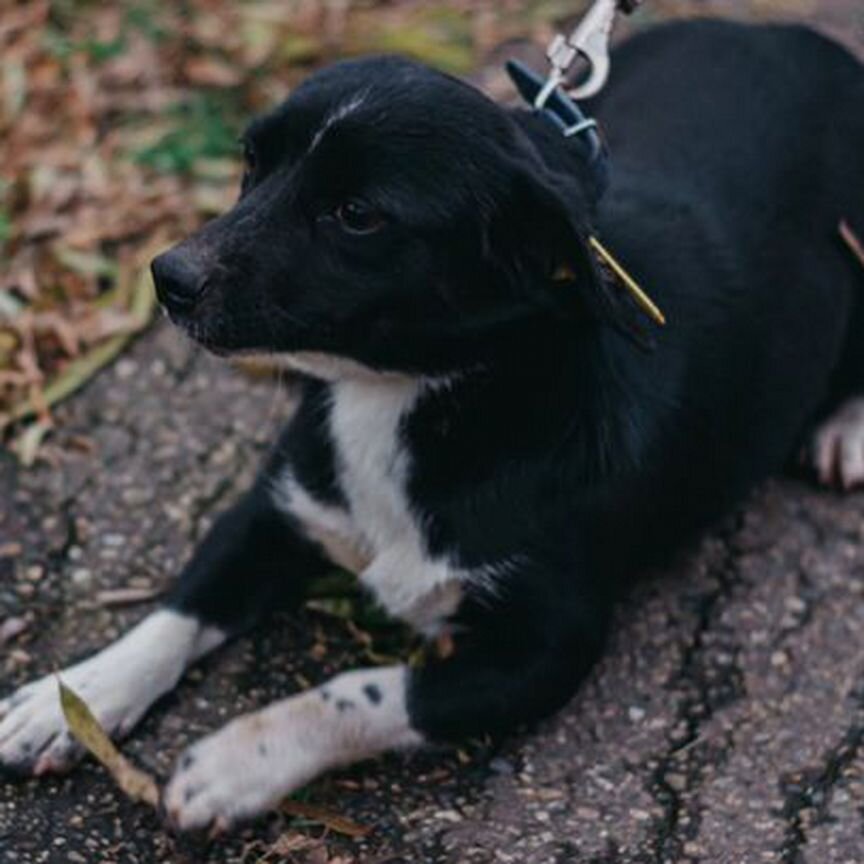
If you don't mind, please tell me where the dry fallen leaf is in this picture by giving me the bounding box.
[0,616,28,645]
[281,799,371,839]
[266,831,325,855]
[3,252,158,437]
[184,56,243,87]
[11,417,51,467]
[58,678,160,809]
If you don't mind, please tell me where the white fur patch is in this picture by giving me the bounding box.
[309,92,368,152]
[271,368,512,635]
[272,472,371,573]
[279,351,389,383]
[0,610,224,774]
[164,665,419,830]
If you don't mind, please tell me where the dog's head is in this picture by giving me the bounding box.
[152,56,616,376]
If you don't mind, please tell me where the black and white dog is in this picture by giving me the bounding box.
[3,18,864,831]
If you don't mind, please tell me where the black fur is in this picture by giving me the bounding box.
[153,20,864,742]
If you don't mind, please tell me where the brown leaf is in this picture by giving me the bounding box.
[184,56,243,87]
[281,799,372,838]
[268,832,323,855]
[0,616,28,645]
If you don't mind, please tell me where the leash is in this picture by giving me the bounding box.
[506,0,666,328]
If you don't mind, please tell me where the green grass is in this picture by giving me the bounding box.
[133,93,243,174]
[43,0,167,64]
[0,210,10,249]
[0,179,11,256]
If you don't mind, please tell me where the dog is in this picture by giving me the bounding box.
[2,17,864,831]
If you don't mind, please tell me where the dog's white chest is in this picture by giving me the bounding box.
[274,376,462,633]
[328,376,419,558]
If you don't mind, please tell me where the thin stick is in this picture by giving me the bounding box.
[840,219,864,272]
[589,235,666,326]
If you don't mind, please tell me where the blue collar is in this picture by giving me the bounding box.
[506,59,609,202]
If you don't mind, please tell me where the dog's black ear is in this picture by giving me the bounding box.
[488,157,655,349]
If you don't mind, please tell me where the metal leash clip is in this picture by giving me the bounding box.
[508,0,664,330]
[535,0,642,109]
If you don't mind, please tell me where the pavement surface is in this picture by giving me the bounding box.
[3,3,864,862]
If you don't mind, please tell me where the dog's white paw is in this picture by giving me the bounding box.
[165,666,420,831]
[164,709,304,831]
[810,398,864,489]
[0,665,136,776]
[163,689,347,831]
[0,610,220,776]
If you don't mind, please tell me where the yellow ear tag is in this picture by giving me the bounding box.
[588,235,666,326]
[553,263,577,283]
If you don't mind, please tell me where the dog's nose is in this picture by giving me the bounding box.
[151,249,207,314]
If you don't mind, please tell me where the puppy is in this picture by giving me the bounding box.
[2,19,864,831]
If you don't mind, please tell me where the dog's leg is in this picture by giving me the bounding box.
[164,573,608,830]
[164,665,420,830]
[809,397,864,489]
[0,484,327,775]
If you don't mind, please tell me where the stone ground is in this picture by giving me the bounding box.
[3,2,864,862]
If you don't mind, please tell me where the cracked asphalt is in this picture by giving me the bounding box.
[3,3,864,862]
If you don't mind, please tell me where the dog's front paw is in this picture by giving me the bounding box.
[164,708,314,832]
[0,611,202,777]
[810,398,864,489]
[0,658,159,776]
[0,675,81,776]
[164,667,418,832]
[0,666,137,776]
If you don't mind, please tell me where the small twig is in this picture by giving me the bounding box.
[95,586,164,608]
[281,799,371,838]
[840,219,864,272]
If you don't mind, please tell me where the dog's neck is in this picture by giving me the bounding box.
[271,323,644,484]
[512,108,607,215]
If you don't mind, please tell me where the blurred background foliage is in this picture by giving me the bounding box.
[0,0,856,460]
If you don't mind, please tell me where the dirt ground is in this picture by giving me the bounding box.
[3,2,864,862]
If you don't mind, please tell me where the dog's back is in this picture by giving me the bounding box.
[568,21,864,559]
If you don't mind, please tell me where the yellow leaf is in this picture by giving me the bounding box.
[58,679,160,809]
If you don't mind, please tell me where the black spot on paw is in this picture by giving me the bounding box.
[363,684,382,705]
[320,689,331,702]
[258,742,268,757]
[179,752,196,771]
[20,742,32,755]
[335,699,355,712]
[184,785,199,804]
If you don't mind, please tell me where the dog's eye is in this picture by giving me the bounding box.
[335,199,385,235]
